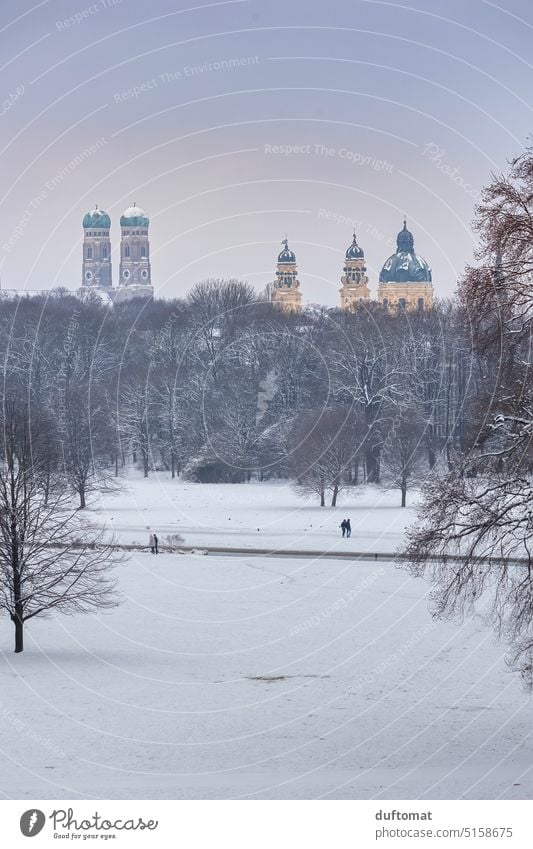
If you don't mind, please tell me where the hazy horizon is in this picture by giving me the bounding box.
[1,0,532,304]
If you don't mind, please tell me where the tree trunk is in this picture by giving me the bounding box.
[11,500,23,652]
[427,436,436,470]
[365,446,380,483]
[401,476,407,508]
[320,488,325,507]
[79,487,86,509]
[331,483,339,507]
[14,609,24,653]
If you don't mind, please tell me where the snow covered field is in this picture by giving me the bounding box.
[95,476,415,553]
[0,476,531,800]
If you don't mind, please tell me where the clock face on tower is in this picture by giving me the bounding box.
[141,269,149,280]
[85,271,93,281]
[122,269,130,280]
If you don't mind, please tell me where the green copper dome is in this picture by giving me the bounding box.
[120,203,149,227]
[82,206,111,229]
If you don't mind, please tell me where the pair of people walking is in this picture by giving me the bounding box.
[149,532,159,554]
[340,519,351,538]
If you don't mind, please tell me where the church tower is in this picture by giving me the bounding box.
[378,219,433,310]
[81,206,112,290]
[117,203,153,299]
[339,232,370,309]
[271,238,302,312]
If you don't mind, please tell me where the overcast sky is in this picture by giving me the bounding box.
[1,0,532,304]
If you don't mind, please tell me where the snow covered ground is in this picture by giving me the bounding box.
[0,476,531,800]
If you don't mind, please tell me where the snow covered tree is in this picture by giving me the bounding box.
[330,310,406,483]
[404,147,533,687]
[119,375,155,477]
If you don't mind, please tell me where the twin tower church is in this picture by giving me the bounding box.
[271,221,434,312]
[81,203,153,302]
[82,205,434,310]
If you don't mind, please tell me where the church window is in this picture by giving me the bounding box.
[141,246,146,257]
[124,246,130,257]
[103,246,107,258]
[86,246,92,259]
[398,298,406,310]
[418,297,424,311]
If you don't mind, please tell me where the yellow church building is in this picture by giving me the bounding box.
[270,220,434,313]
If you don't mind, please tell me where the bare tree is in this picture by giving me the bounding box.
[61,381,114,508]
[187,279,257,382]
[0,394,121,653]
[330,314,405,483]
[290,408,359,506]
[382,406,428,506]
[119,377,153,477]
[403,146,533,687]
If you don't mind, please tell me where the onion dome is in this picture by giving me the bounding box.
[379,218,432,283]
[345,231,364,260]
[278,237,296,264]
[120,202,149,227]
[82,205,111,229]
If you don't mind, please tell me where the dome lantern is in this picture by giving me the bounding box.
[396,218,414,253]
[345,230,364,260]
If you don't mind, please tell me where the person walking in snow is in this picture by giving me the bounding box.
[153,533,159,554]
[345,519,352,538]
[340,519,347,538]
[149,532,156,554]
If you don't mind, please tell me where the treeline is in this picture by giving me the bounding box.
[0,280,483,507]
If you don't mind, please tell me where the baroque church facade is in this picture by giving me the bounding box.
[81,203,153,302]
[272,220,434,312]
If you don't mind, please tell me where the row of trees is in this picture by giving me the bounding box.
[0,280,478,509]
[3,278,480,653]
